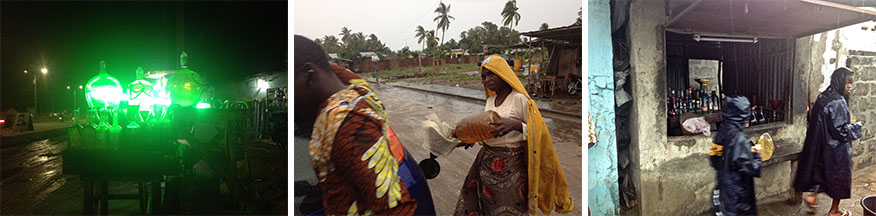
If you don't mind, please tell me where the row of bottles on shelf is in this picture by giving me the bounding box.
[667,87,721,117]
[68,107,173,151]
[747,105,772,126]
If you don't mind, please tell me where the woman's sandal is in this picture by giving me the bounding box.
[840,208,852,216]
[827,208,853,216]
[804,195,818,214]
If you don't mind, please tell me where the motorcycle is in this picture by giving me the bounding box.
[567,73,582,95]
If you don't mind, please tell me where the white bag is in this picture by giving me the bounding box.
[682,117,711,136]
[421,113,461,156]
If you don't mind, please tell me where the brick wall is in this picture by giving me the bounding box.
[354,56,481,73]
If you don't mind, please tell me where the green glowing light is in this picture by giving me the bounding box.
[168,52,204,107]
[152,98,172,106]
[86,61,123,110]
[196,102,211,109]
[168,68,203,107]
[129,67,154,107]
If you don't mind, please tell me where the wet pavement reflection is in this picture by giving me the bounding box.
[1,136,141,215]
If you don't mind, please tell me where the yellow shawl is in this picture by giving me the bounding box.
[480,55,574,215]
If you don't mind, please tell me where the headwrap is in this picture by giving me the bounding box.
[828,67,854,99]
[480,55,574,214]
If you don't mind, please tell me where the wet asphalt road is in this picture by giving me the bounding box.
[1,136,144,215]
[371,84,583,215]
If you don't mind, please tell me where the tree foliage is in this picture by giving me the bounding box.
[317,27,391,60]
[501,0,521,46]
[457,21,521,54]
[433,2,455,50]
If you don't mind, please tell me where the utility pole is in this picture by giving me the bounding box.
[34,73,38,115]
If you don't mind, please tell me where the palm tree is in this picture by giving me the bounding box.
[433,2,454,49]
[323,35,340,53]
[426,30,438,50]
[540,23,549,31]
[415,26,428,52]
[426,30,440,70]
[501,0,521,45]
[350,32,366,51]
[368,34,380,51]
[415,25,428,74]
[426,30,439,57]
[339,27,352,47]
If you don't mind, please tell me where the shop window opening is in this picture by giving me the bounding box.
[665,32,794,136]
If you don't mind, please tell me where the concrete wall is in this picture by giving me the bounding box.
[626,0,669,214]
[587,0,619,215]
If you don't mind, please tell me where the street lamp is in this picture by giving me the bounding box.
[28,68,48,115]
[67,85,79,112]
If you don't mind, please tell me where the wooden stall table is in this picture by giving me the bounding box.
[63,149,180,215]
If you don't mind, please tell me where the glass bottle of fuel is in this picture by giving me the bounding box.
[67,109,83,149]
[701,92,709,113]
[108,108,123,150]
[667,89,675,117]
[711,91,720,111]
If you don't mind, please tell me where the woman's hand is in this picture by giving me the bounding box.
[452,129,475,149]
[456,142,475,149]
[489,117,523,137]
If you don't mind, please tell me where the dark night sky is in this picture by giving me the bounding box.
[1,1,287,113]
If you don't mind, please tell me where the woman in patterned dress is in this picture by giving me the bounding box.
[453,55,574,215]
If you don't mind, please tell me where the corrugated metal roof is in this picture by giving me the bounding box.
[665,0,876,38]
[520,25,582,42]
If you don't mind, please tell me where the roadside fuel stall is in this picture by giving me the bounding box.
[62,53,287,215]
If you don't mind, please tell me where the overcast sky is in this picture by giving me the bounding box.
[294,0,581,51]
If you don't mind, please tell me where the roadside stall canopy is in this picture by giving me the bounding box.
[504,39,567,50]
[520,25,582,43]
[665,0,876,38]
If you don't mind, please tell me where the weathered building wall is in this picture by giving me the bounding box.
[587,0,619,215]
[848,56,876,170]
[627,0,670,214]
[623,1,872,215]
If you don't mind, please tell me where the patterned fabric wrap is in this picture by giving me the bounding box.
[455,144,529,216]
[309,85,417,215]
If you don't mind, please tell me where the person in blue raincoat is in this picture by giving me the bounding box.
[709,95,762,216]
[793,67,862,216]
